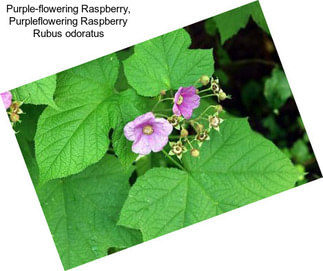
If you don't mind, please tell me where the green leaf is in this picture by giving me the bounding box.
[37,155,142,270]
[118,118,298,240]
[35,55,119,184]
[11,75,57,108]
[264,68,292,109]
[123,28,214,96]
[207,1,270,44]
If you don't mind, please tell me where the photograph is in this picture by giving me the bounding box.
[1,1,321,269]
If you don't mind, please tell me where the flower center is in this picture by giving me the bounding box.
[211,117,220,127]
[197,131,208,141]
[177,95,184,105]
[143,125,154,135]
[173,146,182,154]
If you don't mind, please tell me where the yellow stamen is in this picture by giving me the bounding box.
[143,125,154,135]
[177,95,184,105]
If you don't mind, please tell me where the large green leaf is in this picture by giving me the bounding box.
[123,28,214,96]
[118,118,298,240]
[264,68,292,109]
[206,1,270,44]
[35,55,119,184]
[37,155,142,270]
[11,75,57,108]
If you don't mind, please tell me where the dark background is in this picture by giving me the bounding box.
[185,18,321,183]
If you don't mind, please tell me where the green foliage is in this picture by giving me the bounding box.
[264,68,292,109]
[119,118,298,240]
[34,55,154,184]
[37,155,142,270]
[11,75,57,108]
[291,139,312,164]
[205,1,270,44]
[34,55,119,184]
[123,28,214,96]
[8,18,314,270]
[15,105,44,186]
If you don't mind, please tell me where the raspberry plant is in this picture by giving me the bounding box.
[2,15,303,270]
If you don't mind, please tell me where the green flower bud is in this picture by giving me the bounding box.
[190,148,200,157]
[180,128,189,137]
[199,75,210,86]
[218,90,227,101]
[215,104,223,113]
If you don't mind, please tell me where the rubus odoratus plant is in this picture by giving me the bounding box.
[1,27,300,270]
[123,77,229,165]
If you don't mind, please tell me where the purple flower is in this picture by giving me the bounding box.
[1,92,12,110]
[172,86,200,119]
[124,112,173,155]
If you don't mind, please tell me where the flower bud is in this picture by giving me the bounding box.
[180,128,189,137]
[190,148,200,157]
[199,75,210,86]
[10,112,20,123]
[160,90,166,96]
[196,124,204,132]
[218,90,227,101]
[215,104,223,112]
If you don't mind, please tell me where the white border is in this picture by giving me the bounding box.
[1,0,323,270]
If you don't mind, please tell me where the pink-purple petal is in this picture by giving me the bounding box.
[1,92,12,110]
[180,105,193,119]
[132,112,155,127]
[172,104,181,116]
[124,112,173,155]
[182,86,196,96]
[132,135,152,155]
[154,117,173,136]
[184,94,200,109]
[124,121,136,141]
[172,86,200,119]
[148,133,169,152]
[174,87,183,104]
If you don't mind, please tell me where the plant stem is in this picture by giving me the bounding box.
[193,79,200,86]
[198,88,212,94]
[162,149,185,170]
[200,94,217,99]
[194,105,217,121]
[185,138,194,149]
[154,113,169,118]
[169,135,195,139]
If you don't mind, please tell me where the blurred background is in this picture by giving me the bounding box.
[185,1,321,184]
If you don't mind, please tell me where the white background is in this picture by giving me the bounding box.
[0,0,322,270]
